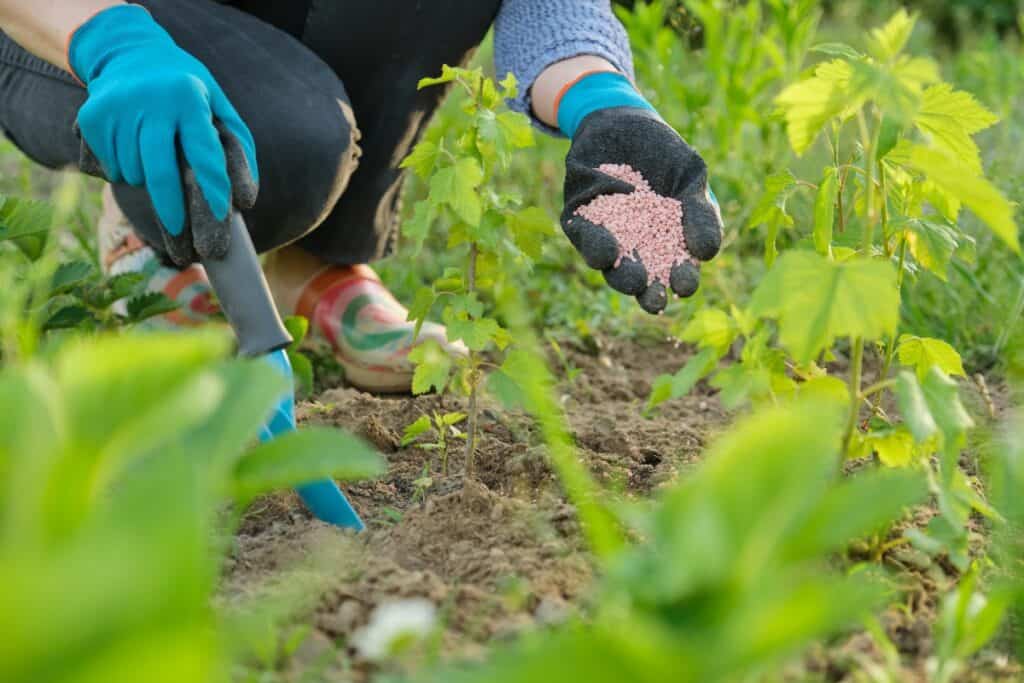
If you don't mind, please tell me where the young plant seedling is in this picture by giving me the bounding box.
[401,65,555,479]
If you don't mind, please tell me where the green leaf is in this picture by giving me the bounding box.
[403,201,437,254]
[809,42,865,60]
[507,207,556,260]
[400,140,439,180]
[105,272,146,301]
[896,371,938,444]
[284,315,310,349]
[445,310,505,352]
[914,84,998,175]
[408,339,452,395]
[417,65,459,89]
[401,415,433,447]
[680,308,739,356]
[775,60,856,155]
[748,171,797,264]
[0,196,53,258]
[920,368,974,448]
[813,166,837,255]
[645,347,719,416]
[44,305,93,331]
[869,428,917,467]
[50,261,95,295]
[750,251,900,363]
[785,468,926,558]
[126,292,180,322]
[710,363,773,409]
[232,427,384,503]
[901,217,961,280]
[430,157,484,226]
[868,9,917,61]
[897,335,965,381]
[287,350,314,399]
[900,144,1019,253]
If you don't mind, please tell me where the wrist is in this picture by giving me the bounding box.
[555,72,656,139]
[68,3,165,83]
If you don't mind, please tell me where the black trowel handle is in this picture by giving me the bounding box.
[203,211,292,358]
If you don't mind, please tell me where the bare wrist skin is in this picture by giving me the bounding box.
[531,55,620,129]
[0,0,123,72]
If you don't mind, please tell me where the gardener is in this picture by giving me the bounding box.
[0,0,722,393]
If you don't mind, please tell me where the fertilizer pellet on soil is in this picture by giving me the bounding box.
[575,164,696,288]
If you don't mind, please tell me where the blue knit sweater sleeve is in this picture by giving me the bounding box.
[493,0,635,136]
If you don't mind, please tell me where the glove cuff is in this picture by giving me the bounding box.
[68,4,167,84]
[555,71,657,138]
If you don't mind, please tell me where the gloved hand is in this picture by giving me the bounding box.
[558,72,723,314]
[69,4,258,266]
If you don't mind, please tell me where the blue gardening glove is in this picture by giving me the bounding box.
[70,4,258,265]
[558,72,723,314]
[260,350,365,531]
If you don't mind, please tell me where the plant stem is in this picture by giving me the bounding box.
[845,109,881,452]
[463,242,479,480]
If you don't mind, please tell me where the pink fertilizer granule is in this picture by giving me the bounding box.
[575,163,693,287]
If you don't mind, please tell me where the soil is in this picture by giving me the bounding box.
[221,335,1020,683]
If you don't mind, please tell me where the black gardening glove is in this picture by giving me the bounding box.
[562,106,723,314]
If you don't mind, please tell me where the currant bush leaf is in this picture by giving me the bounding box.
[914,84,998,174]
[409,339,452,396]
[751,251,900,363]
[897,335,966,381]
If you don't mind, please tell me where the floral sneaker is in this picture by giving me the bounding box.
[294,264,467,394]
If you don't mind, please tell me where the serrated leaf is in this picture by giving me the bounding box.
[43,304,93,331]
[50,261,95,295]
[446,314,503,352]
[106,272,145,300]
[897,334,965,381]
[400,140,439,180]
[901,217,960,280]
[430,157,484,225]
[499,72,519,100]
[232,427,384,503]
[408,339,452,395]
[814,166,838,255]
[750,251,900,363]
[900,144,1019,253]
[775,60,856,154]
[869,428,917,467]
[810,42,865,60]
[680,308,738,355]
[401,415,433,447]
[868,9,917,61]
[914,84,998,174]
[417,65,459,89]
[126,292,180,322]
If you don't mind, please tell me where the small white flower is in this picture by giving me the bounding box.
[351,598,437,661]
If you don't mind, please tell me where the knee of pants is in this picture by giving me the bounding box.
[244,95,362,254]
